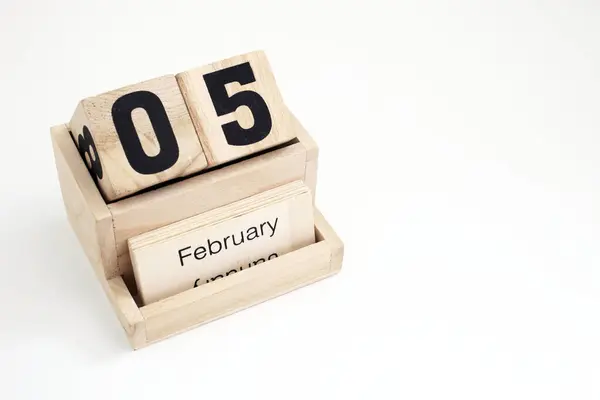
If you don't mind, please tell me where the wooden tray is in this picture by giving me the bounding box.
[50,114,343,349]
[108,210,342,348]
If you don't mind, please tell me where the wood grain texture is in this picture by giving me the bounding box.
[289,112,319,199]
[52,109,339,349]
[289,113,319,162]
[69,75,208,201]
[141,242,332,344]
[107,277,146,348]
[108,141,308,280]
[304,158,318,202]
[315,209,344,272]
[130,181,315,304]
[53,112,320,281]
[51,124,116,278]
[177,51,295,166]
[53,125,145,347]
[114,209,342,349]
[138,209,342,346]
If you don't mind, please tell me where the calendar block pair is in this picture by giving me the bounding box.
[70,51,295,201]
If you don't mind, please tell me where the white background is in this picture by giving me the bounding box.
[1,0,599,398]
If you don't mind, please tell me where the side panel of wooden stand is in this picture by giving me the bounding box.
[52,126,145,348]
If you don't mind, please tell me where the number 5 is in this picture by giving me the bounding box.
[203,62,273,146]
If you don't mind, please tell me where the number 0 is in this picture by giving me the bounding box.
[112,91,180,175]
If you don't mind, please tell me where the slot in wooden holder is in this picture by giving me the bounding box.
[51,114,343,349]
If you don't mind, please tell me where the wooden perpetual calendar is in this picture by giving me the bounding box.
[51,50,344,349]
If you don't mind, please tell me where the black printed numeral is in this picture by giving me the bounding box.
[203,62,272,146]
[112,91,179,175]
[74,126,103,180]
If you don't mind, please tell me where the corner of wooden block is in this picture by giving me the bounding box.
[329,237,344,273]
[326,227,344,273]
[128,321,147,350]
[289,111,319,161]
[287,111,319,199]
[314,209,344,273]
[107,277,147,349]
[304,158,318,202]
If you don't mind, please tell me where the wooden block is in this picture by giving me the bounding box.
[129,181,315,305]
[69,75,208,201]
[177,51,295,167]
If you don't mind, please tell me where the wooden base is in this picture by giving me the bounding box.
[51,111,343,349]
[107,209,342,349]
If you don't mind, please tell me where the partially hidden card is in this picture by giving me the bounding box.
[128,181,315,305]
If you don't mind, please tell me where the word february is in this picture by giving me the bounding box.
[178,218,279,267]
